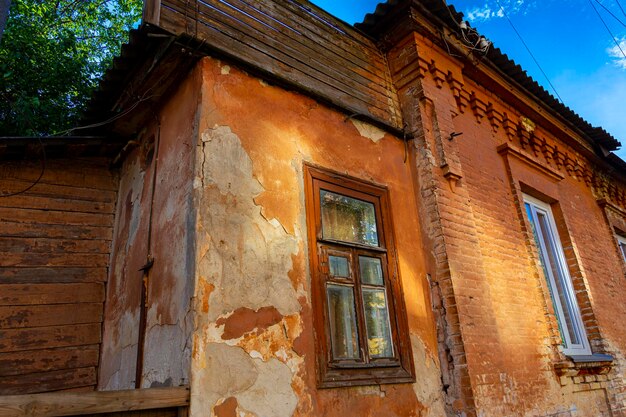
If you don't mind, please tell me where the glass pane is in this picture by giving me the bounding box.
[620,241,626,262]
[359,256,384,285]
[536,212,581,345]
[320,190,378,246]
[329,255,350,278]
[326,284,360,360]
[362,288,393,358]
[526,207,566,345]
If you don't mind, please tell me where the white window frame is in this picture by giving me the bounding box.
[616,234,626,263]
[523,194,591,356]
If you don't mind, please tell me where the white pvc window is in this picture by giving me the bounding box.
[616,234,626,262]
[523,195,591,356]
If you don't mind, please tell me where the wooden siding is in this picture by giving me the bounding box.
[0,158,117,395]
[0,386,189,416]
[149,0,402,130]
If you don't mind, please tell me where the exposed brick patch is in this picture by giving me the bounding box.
[216,306,283,340]
[214,396,238,417]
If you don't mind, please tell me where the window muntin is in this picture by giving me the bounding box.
[524,195,591,355]
[305,165,414,387]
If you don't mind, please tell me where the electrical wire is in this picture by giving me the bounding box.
[588,0,626,60]
[52,91,155,137]
[615,0,626,18]
[494,0,564,103]
[594,0,626,28]
[0,137,46,198]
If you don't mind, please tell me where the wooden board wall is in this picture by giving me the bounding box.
[0,158,117,395]
[152,0,402,131]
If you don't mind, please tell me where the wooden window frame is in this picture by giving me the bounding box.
[523,194,591,356]
[304,164,415,388]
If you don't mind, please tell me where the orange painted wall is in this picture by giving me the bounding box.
[189,56,446,417]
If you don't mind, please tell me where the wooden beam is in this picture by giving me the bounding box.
[142,0,161,26]
[0,386,190,417]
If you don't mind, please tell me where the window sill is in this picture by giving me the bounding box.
[554,354,613,377]
[318,365,415,389]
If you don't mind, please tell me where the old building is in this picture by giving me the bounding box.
[1,0,625,416]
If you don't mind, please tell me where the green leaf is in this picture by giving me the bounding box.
[0,0,142,135]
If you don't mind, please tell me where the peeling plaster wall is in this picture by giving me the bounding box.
[190,57,446,417]
[99,65,200,390]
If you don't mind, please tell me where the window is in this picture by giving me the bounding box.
[304,165,414,387]
[523,194,591,356]
[616,234,626,262]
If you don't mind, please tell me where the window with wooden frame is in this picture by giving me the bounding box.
[523,194,591,356]
[304,165,414,388]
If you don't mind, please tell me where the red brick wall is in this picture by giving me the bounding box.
[388,29,626,416]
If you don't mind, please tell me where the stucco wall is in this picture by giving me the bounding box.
[189,57,446,417]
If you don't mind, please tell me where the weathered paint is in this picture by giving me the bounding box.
[99,153,147,389]
[100,63,200,390]
[189,56,445,417]
[0,158,116,394]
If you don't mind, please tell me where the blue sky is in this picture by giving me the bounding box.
[311,0,626,159]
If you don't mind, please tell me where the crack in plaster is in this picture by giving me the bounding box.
[192,125,301,416]
[197,125,300,319]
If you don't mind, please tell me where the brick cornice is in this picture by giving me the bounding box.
[412,54,626,213]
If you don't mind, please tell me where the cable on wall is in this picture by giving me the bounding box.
[0,137,46,197]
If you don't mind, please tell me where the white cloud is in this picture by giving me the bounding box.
[465,0,530,22]
[607,37,626,70]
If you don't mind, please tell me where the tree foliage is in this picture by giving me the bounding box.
[0,0,142,136]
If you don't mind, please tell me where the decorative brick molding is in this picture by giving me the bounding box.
[415,55,626,213]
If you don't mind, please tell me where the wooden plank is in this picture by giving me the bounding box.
[0,303,103,329]
[0,283,105,306]
[269,0,386,69]
[0,195,115,215]
[159,6,397,126]
[0,323,102,353]
[0,208,114,227]
[286,0,377,48]
[53,387,94,394]
[0,238,111,254]
[215,0,389,85]
[0,367,96,396]
[0,160,117,191]
[1,252,110,268]
[143,0,162,25]
[0,222,113,240]
[0,387,190,416]
[0,180,117,203]
[164,0,393,115]
[0,267,107,284]
[98,410,178,417]
[0,346,99,376]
